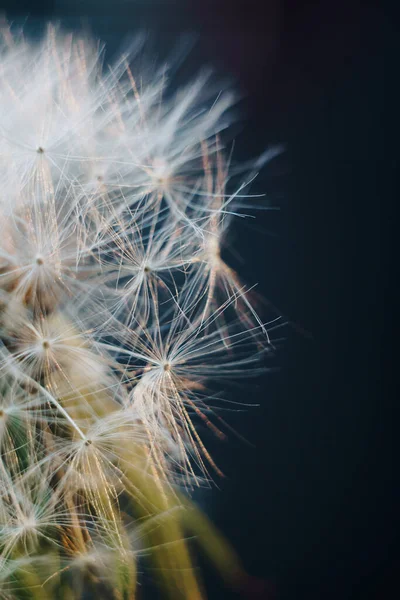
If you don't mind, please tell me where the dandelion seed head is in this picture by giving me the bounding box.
[0,22,283,598]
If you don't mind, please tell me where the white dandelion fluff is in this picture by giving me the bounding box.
[0,22,282,600]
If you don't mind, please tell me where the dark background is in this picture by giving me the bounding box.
[0,2,396,599]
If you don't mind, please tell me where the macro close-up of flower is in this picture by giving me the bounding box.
[0,2,394,600]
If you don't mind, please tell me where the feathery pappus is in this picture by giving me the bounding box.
[0,22,283,600]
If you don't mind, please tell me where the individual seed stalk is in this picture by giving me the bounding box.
[0,23,280,599]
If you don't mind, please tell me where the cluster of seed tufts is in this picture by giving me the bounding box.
[0,25,279,600]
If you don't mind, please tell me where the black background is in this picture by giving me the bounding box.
[0,2,396,599]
